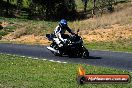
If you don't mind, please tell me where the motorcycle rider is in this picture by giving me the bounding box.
[53,19,75,47]
[47,19,89,57]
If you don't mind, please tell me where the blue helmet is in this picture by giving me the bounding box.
[59,19,67,28]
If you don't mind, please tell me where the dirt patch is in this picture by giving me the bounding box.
[81,24,132,42]
[1,24,132,45]
[2,34,51,45]
[0,21,8,28]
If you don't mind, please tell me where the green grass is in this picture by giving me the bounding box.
[4,26,16,32]
[0,54,132,88]
[0,31,8,39]
[0,17,58,36]
[85,38,132,52]
[0,31,8,36]
[0,20,17,39]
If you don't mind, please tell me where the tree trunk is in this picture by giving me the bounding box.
[17,0,22,14]
[84,0,88,12]
[6,0,9,15]
[92,0,96,15]
[82,0,88,12]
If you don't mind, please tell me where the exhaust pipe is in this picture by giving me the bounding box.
[47,46,59,53]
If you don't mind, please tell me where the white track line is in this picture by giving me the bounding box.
[49,60,67,63]
[27,57,32,59]
[56,61,61,63]
[21,56,26,58]
[33,58,39,60]
[49,60,56,62]
[62,62,67,63]
[42,59,47,61]
[0,53,67,64]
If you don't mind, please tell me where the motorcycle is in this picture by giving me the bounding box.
[46,29,89,58]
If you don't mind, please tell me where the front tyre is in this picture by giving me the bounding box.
[82,50,89,59]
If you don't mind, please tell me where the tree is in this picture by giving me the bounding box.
[82,0,89,12]
[28,0,76,20]
[107,0,114,12]
[6,0,10,15]
[92,0,115,15]
[92,0,96,15]
[16,0,23,14]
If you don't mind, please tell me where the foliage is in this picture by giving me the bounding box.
[0,0,129,20]
[84,38,132,52]
[28,0,76,20]
[0,31,8,39]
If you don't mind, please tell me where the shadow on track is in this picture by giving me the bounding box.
[85,56,102,59]
[60,55,102,59]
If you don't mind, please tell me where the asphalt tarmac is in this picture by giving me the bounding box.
[0,43,132,71]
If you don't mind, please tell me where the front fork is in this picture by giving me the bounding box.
[82,45,89,58]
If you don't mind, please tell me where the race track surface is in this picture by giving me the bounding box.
[0,43,132,71]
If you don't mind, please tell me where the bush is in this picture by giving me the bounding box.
[28,0,77,20]
[0,31,8,39]
[0,31,8,36]
[5,26,16,32]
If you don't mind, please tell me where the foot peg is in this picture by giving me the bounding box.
[47,46,60,53]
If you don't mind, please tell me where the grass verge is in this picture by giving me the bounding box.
[0,54,131,88]
[85,38,132,52]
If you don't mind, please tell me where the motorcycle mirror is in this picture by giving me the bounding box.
[77,29,80,34]
[77,29,80,32]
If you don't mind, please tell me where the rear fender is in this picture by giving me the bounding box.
[46,34,54,41]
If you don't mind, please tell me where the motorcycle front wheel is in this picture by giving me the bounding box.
[82,50,89,59]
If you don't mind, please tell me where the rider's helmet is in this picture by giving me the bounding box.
[59,19,68,28]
